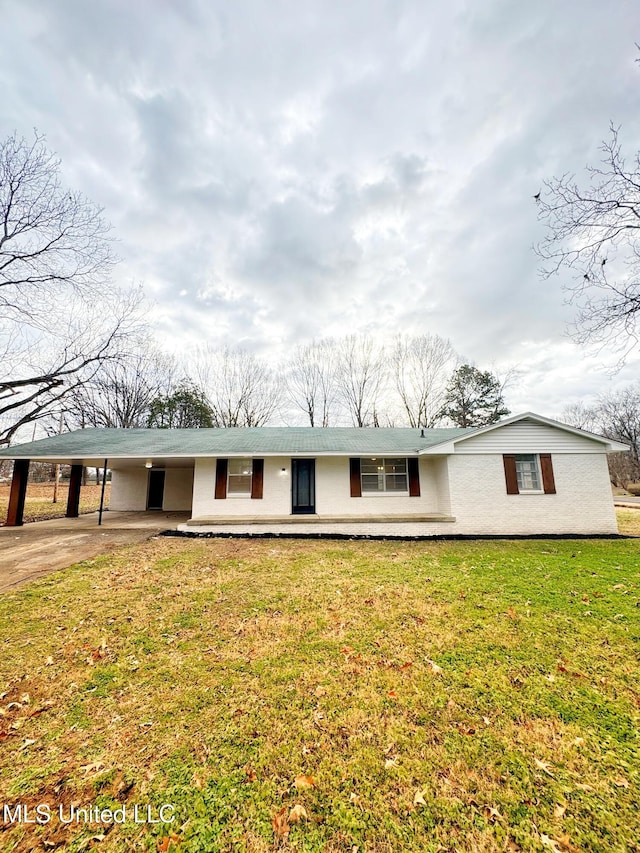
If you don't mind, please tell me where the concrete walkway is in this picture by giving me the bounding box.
[0,511,190,592]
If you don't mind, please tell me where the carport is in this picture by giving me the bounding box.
[0,429,197,527]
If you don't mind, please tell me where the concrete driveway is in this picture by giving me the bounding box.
[0,511,189,592]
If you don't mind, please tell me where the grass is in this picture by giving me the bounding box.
[615,507,640,536]
[0,536,638,852]
[0,482,110,525]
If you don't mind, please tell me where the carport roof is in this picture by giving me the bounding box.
[0,426,474,461]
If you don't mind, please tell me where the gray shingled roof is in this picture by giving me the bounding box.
[0,426,475,460]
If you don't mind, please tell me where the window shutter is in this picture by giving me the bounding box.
[215,459,228,499]
[408,458,421,497]
[540,454,556,494]
[349,458,362,497]
[503,455,519,494]
[251,458,264,499]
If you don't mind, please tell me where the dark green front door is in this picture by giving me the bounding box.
[292,459,315,514]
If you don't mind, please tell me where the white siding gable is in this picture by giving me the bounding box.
[453,421,605,454]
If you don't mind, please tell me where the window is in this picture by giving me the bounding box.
[216,458,264,499]
[227,458,253,494]
[514,454,541,492]
[361,458,408,493]
[504,453,555,495]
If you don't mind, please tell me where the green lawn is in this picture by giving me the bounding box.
[0,537,638,852]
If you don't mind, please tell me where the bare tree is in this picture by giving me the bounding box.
[391,333,458,427]
[63,344,178,429]
[1,287,145,444]
[193,346,282,427]
[597,385,640,463]
[560,401,600,433]
[1,131,116,325]
[285,339,339,426]
[536,125,640,356]
[336,335,387,427]
[0,131,143,444]
[562,390,640,487]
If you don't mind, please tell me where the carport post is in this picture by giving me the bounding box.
[98,459,108,526]
[66,464,84,518]
[6,459,30,527]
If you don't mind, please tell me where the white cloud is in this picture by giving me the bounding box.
[2,0,640,414]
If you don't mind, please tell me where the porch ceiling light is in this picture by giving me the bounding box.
[145,461,153,468]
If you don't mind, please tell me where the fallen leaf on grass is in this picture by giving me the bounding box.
[506,607,517,620]
[612,777,629,789]
[272,806,290,840]
[540,835,562,852]
[384,758,398,769]
[554,803,567,818]
[288,803,308,823]
[244,764,257,782]
[294,774,315,790]
[80,760,106,774]
[425,659,443,675]
[387,690,397,699]
[157,838,171,853]
[483,805,504,822]
[534,758,555,777]
[413,790,427,806]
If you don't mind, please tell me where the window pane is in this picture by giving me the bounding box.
[362,474,384,491]
[384,459,407,475]
[229,458,252,476]
[228,475,252,493]
[361,460,382,474]
[385,474,408,491]
[515,455,540,491]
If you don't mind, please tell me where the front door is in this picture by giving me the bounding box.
[147,470,165,510]
[292,459,315,514]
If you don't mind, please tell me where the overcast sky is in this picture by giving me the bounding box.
[1,0,639,418]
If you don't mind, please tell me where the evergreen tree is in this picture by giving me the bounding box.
[147,383,214,428]
[440,365,510,428]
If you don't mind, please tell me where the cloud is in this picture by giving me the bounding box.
[1,0,640,412]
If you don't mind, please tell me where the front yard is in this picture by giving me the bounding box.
[0,538,638,852]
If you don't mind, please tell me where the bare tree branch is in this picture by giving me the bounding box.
[535,125,640,355]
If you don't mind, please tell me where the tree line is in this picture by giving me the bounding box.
[59,336,511,433]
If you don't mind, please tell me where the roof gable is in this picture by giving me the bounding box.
[419,412,629,454]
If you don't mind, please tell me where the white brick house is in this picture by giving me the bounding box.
[0,413,628,536]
